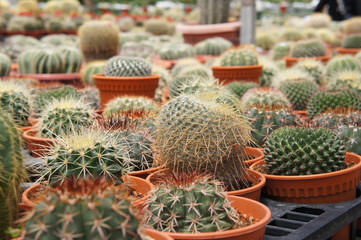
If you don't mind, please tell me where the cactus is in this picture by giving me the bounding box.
[0,108,27,239]
[171,58,201,78]
[245,107,301,146]
[17,48,65,74]
[280,79,320,111]
[144,19,169,35]
[159,43,195,60]
[195,37,232,56]
[58,46,83,73]
[294,59,324,85]
[146,173,243,233]
[118,16,134,32]
[343,17,361,36]
[290,39,327,58]
[120,41,156,60]
[80,60,106,85]
[104,96,158,117]
[79,86,101,110]
[327,69,361,92]
[271,42,291,61]
[220,48,259,66]
[104,56,152,77]
[0,80,31,127]
[45,17,64,32]
[281,28,304,41]
[21,178,144,239]
[176,65,211,78]
[154,92,253,190]
[259,57,279,86]
[225,81,259,98]
[305,13,331,28]
[307,89,361,119]
[241,87,290,109]
[198,0,230,24]
[272,68,313,89]
[326,55,361,76]
[169,75,218,98]
[342,34,361,49]
[79,21,120,62]
[264,127,347,175]
[256,32,276,51]
[41,34,76,46]
[37,97,94,138]
[7,16,41,32]
[0,52,11,77]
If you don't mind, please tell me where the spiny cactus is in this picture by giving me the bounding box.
[272,68,312,89]
[171,58,202,78]
[343,17,361,36]
[146,173,243,233]
[280,79,320,111]
[80,60,106,85]
[159,43,195,60]
[176,64,211,78]
[281,28,304,41]
[155,92,253,190]
[256,32,276,51]
[104,96,158,117]
[45,17,64,32]
[326,55,361,76]
[195,37,232,56]
[241,87,290,109]
[37,97,94,138]
[120,41,156,60]
[290,39,327,58]
[0,53,11,77]
[21,178,145,239]
[118,16,135,32]
[144,19,169,35]
[259,57,279,86]
[104,56,152,77]
[271,42,291,61]
[342,34,361,49]
[305,13,331,28]
[78,20,120,62]
[220,48,259,66]
[58,46,83,73]
[169,75,218,98]
[327,69,361,91]
[307,89,361,119]
[294,59,324,85]
[79,86,101,110]
[0,108,27,240]
[264,127,347,175]
[0,80,31,127]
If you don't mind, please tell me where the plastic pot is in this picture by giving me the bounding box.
[23,127,55,157]
[212,65,263,85]
[336,47,361,55]
[284,55,331,68]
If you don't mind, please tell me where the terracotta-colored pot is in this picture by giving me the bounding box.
[23,128,55,157]
[336,47,361,55]
[19,73,82,88]
[195,55,215,63]
[128,165,165,179]
[284,55,331,68]
[28,117,38,126]
[93,74,160,107]
[212,65,263,85]
[11,63,18,72]
[295,110,309,121]
[250,152,361,204]
[165,196,271,240]
[244,147,265,167]
[143,228,173,240]
[154,59,177,69]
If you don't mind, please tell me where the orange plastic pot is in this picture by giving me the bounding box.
[154,59,177,69]
[295,110,309,121]
[28,117,38,126]
[212,65,263,85]
[195,55,215,63]
[20,73,80,82]
[93,74,160,107]
[284,55,331,67]
[143,228,173,240]
[23,128,55,157]
[244,146,265,167]
[128,165,165,179]
[166,196,271,240]
[336,47,361,55]
[250,152,361,204]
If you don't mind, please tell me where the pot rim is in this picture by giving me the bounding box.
[93,74,161,81]
[212,65,263,70]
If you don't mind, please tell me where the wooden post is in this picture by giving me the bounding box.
[241,0,256,45]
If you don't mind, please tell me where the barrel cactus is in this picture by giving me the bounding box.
[327,69,361,92]
[0,53,11,77]
[281,28,304,41]
[104,96,158,117]
[220,48,259,66]
[159,43,195,60]
[169,75,218,98]
[342,34,361,49]
[325,55,361,76]
[272,68,312,89]
[264,127,347,175]
[295,59,324,85]
[79,86,101,110]
[195,37,232,56]
[290,39,327,58]
[241,87,290,109]
[104,56,152,77]
[80,60,106,85]
[171,58,202,78]
[271,42,291,61]
[225,81,259,99]
[259,57,279,86]
[118,16,134,32]
[58,46,83,73]
[144,19,168,35]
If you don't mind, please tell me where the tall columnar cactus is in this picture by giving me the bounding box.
[78,20,120,62]
[198,0,231,25]
[280,79,320,111]
[264,127,347,175]
[295,59,324,85]
[326,55,361,76]
[241,87,290,109]
[342,35,361,49]
[144,19,169,35]
[41,129,128,185]
[195,37,232,56]
[290,39,327,58]
[58,46,83,73]
[0,53,11,77]
[307,89,361,119]
[154,92,253,190]
[159,43,195,60]
[271,42,291,61]
[327,69,361,92]
[17,48,65,74]
[0,80,31,126]
[104,56,152,77]
[146,173,242,233]
[225,81,259,98]
[104,96,158,117]
[80,60,106,85]
[220,48,259,66]
[0,108,27,240]
[37,97,94,138]
[21,178,143,239]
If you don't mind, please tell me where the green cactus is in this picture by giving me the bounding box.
[171,58,201,78]
[104,96,158,117]
[264,127,347,175]
[342,34,361,49]
[338,124,361,156]
[325,55,361,76]
[225,81,259,98]
[280,79,320,111]
[45,17,64,32]
[220,48,259,66]
[37,97,94,138]
[290,39,327,58]
[245,107,301,146]
[256,33,276,51]
[294,59,324,85]
[104,56,152,77]
[154,92,253,190]
[281,28,304,41]
[307,89,361,119]
[146,174,242,233]
[259,57,279,86]
[272,68,312,89]
[79,20,120,62]
[159,43,195,60]
[241,87,290,109]
[0,53,11,77]
[22,178,143,239]
[169,75,218,98]
[0,80,31,127]
[176,64,211,78]
[120,41,156,60]
[58,46,83,73]
[0,108,27,240]
[80,60,106,85]
[79,86,101,110]
[144,19,169,35]
[271,42,291,61]
[327,69,361,91]
[195,37,232,56]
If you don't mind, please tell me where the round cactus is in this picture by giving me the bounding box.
[171,58,202,78]
[264,127,347,175]
[326,55,361,76]
[271,42,291,61]
[272,68,312,89]
[79,86,102,110]
[281,28,304,41]
[226,81,259,99]
[290,39,327,58]
[220,48,259,66]
[144,18,169,35]
[256,32,276,51]
[342,34,361,49]
[104,56,152,77]
[343,17,361,36]
[259,57,279,86]
[241,87,290,109]
[80,60,106,85]
[294,59,324,85]
[169,75,218,98]
[327,69,361,91]
[118,16,134,32]
[0,53,11,77]
[104,96,158,116]
[120,41,156,60]
[58,46,83,73]
[159,43,195,60]
[195,37,232,56]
